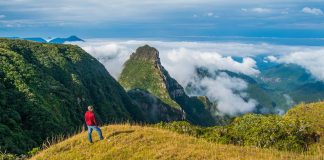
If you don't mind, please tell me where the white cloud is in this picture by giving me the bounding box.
[0,15,5,19]
[190,73,258,115]
[302,7,323,16]
[241,8,248,12]
[203,12,219,18]
[283,94,295,106]
[266,55,278,62]
[0,0,237,23]
[161,47,259,86]
[76,40,133,77]
[252,8,272,13]
[277,49,324,81]
[241,7,272,13]
[1,0,296,24]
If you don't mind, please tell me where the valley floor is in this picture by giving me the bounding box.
[32,124,322,160]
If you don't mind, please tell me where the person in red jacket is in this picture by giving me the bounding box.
[85,105,104,143]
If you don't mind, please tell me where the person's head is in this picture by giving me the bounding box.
[88,105,94,111]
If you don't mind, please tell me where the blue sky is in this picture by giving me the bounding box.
[1,0,324,40]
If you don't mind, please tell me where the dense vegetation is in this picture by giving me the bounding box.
[284,102,324,153]
[284,102,324,135]
[156,107,321,152]
[0,38,144,154]
[127,89,183,123]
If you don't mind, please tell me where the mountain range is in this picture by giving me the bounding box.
[0,36,84,44]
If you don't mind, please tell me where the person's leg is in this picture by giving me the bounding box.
[93,126,104,140]
[87,126,93,143]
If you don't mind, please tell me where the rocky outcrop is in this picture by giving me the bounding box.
[119,45,219,126]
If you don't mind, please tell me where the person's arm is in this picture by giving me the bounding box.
[92,114,98,126]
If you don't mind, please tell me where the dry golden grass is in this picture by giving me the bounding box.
[32,124,323,160]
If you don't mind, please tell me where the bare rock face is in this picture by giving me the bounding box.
[130,45,160,63]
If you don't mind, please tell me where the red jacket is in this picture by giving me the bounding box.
[85,111,97,126]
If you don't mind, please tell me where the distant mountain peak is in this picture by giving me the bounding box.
[130,44,160,62]
[49,35,84,44]
[66,35,84,41]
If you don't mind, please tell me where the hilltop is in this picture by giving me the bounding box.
[32,124,320,160]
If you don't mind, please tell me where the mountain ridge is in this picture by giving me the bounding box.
[0,38,143,154]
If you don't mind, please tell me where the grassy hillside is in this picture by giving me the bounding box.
[29,102,324,159]
[32,124,321,160]
[0,38,144,154]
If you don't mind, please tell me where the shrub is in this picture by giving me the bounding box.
[27,147,41,156]
[223,114,318,151]
[0,153,17,160]
[155,121,203,137]
[156,114,319,151]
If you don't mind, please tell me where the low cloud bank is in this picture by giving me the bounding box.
[160,47,259,86]
[275,49,324,81]
[188,72,258,115]
[72,39,324,115]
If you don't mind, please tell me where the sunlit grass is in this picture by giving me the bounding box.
[32,124,323,160]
